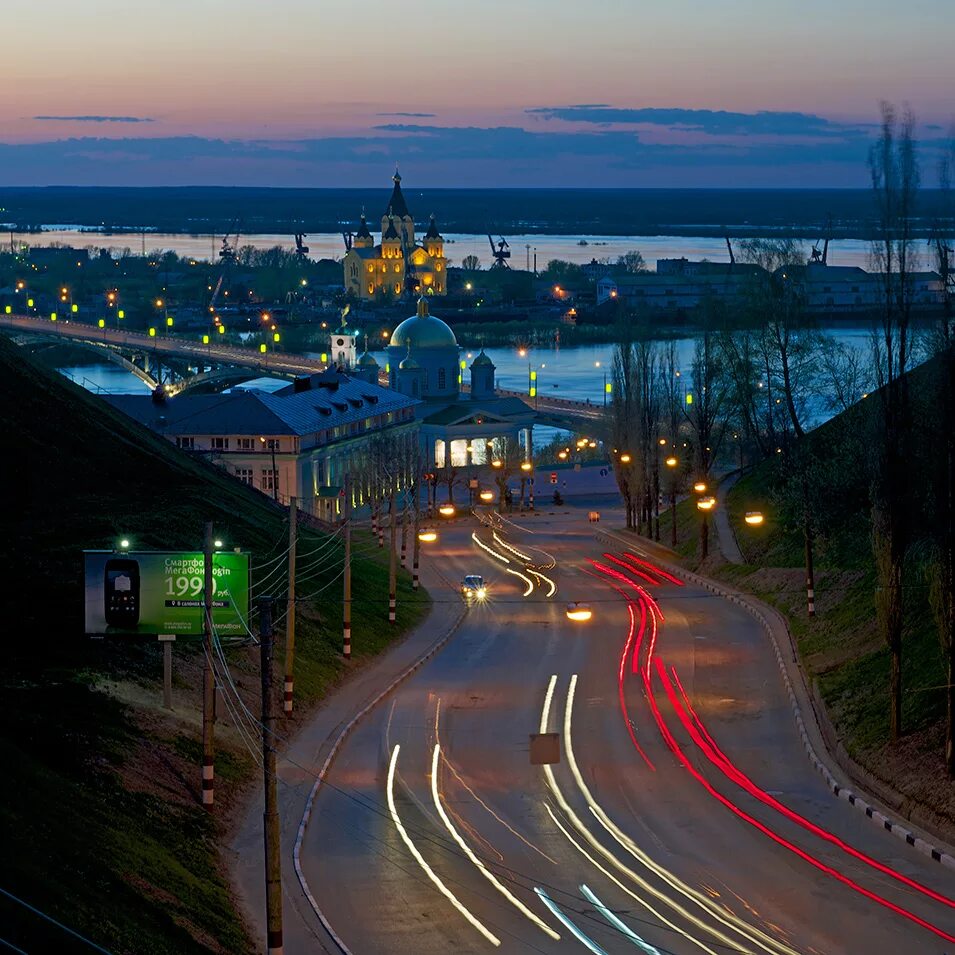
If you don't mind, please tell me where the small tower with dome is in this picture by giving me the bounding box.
[330,316,359,369]
[469,349,496,399]
[387,297,460,399]
[354,344,380,385]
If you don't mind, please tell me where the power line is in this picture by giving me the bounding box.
[0,887,115,954]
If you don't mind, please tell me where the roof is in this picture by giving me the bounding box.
[383,217,399,240]
[386,169,411,219]
[421,396,535,426]
[348,246,380,260]
[471,349,494,367]
[424,215,442,240]
[105,373,417,440]
[358,350,379,367]
[355,214,372,239]
[390,298,457,350]
[399,355,421,370]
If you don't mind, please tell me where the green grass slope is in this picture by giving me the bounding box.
[0,334,429,953]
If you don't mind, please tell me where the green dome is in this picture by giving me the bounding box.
[399,355,421,370]
[471,349,493,367]
[358,350,379,367]
[389,298,457,350]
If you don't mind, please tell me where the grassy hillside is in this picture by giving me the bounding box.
[0,334,429,953]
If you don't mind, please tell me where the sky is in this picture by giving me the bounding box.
[2,0,953,188]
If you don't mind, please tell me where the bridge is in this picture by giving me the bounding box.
[0,313,604,426]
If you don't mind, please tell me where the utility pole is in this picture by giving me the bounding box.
[258,597,284,955]
[388,490,397,624]
[201,522,215,809]
[160,634,175,710]
[400,495,408,568]
[412,474,421,590]
[283,497,297,715]
[343,474,352,659]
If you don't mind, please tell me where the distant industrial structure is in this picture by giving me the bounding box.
[342,169,448,302]
[597,258,945,314]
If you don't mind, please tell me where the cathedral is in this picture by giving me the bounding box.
[342,169,448,302]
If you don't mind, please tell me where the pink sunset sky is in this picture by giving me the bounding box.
[2,0,952,186]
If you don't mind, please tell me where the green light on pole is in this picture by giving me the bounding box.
[685,393,694,405]
[321,352,328,363]
[218,325,225,335]
[273,332,280,343]
[166,316,174,327]
[118,309,125,319]
[71,303,78,313]
[202,334,210,344]
[3,305,9,314]
[149,327,156,337]
[98,319,105,328]
[259,343,267,353]
[50,312,56,321]
[529,369,537,398]
[605,382,612,394]
[27,298,34,308]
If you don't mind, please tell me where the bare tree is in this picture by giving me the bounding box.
[868,102,920,741]
[927,135,955,774]
[461,255,481,271]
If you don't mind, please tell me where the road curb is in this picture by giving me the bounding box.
[596,529,955,873]
[291,601,469,954]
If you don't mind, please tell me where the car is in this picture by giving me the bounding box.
[461,575,487,601]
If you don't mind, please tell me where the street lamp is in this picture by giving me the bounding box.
[438,503,456,517]
[744,511,765,526]
[665,455,678,468]
[479,489,494,503]
[418,528,438,543]
[119,537,131,550]
[697,496,716,511]
[693,481,707,493]
[620,453,632,464]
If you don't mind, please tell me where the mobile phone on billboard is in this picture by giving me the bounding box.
[104,558,141,628]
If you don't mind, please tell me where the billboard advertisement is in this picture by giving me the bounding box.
[84,551,250,637]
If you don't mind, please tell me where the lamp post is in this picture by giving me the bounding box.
[665,453,679,547]
[695,487,714,559]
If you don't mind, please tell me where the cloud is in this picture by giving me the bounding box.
[376,112,436,118]
[32,115,154,123]
[526,105,861,138]
[1,122,946,187]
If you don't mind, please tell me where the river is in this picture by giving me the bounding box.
[13,228,876,271]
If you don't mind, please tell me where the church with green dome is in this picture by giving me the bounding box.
[372,298,536,471]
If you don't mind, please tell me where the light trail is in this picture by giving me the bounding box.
[492,531,532,562]
[386,745,501,947]
[528,568,557,597]
[620,551,685,586]
[505,566,535,596]
[580,884,666,955]
[645,661,955,946]
[540,674,558,733]
[430,745,561,940]
[602,552,663,585]
[533,888,610,955]
[471,531,511,564]
[669,666,955,912]
[562,675,796,955]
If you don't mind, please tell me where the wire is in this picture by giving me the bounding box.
[0,935,29,954]
[0,887,115,954]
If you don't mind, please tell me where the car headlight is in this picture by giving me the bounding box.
[476,588,486,599]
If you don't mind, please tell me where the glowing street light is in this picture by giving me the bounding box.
[438,503,456,517]
[418,528,438,543]
[744,512,765,526]
[491,459,503,469]
[665,456,678,468]
[213,538,224,549]
[620,453,632,464]
[520,461,533,472]
[479,490,494,502]
[119,538,131,549]
[697,496,716,512]
[558,450,568,461]
[693,481,707,493]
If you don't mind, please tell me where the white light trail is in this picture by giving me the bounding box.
[505,566,535,596]
[430,745,560,941]
[534,888,610,955]
[580,884,665,954]
[386,745,501,947]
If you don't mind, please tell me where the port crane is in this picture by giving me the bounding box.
[809,217,832,265]
[294,233,310,260]
[488,235,511,269]
[208,219,241,317]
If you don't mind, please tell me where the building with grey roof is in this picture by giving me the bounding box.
[104,370,418,521]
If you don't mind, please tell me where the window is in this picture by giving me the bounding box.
[235,468,253,485]
[367,264,374,273]
[261,469,278,492]
[236,437,253,450]
[212,437,229,450]
[265,439,280,451]
[437,367,446,390]
[394,264,400,273]
[394,283,401,294]
[176,436,195,450]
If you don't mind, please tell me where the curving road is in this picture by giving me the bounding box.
[255,507,955,955]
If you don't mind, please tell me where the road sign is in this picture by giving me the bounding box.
[530,733,560,765]
[550,472,557,484]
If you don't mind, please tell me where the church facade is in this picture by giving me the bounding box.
[342,169,448,302]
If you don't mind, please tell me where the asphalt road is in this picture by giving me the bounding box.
[268,508,955,955]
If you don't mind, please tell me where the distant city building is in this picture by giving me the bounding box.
[597,260,945,313]
[343,169,448,302]
[27,246,90,269]
[104,371,418,521]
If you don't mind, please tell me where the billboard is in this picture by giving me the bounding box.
[84,551,250,637]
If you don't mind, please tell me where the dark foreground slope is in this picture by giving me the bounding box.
[0,335,427,953]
